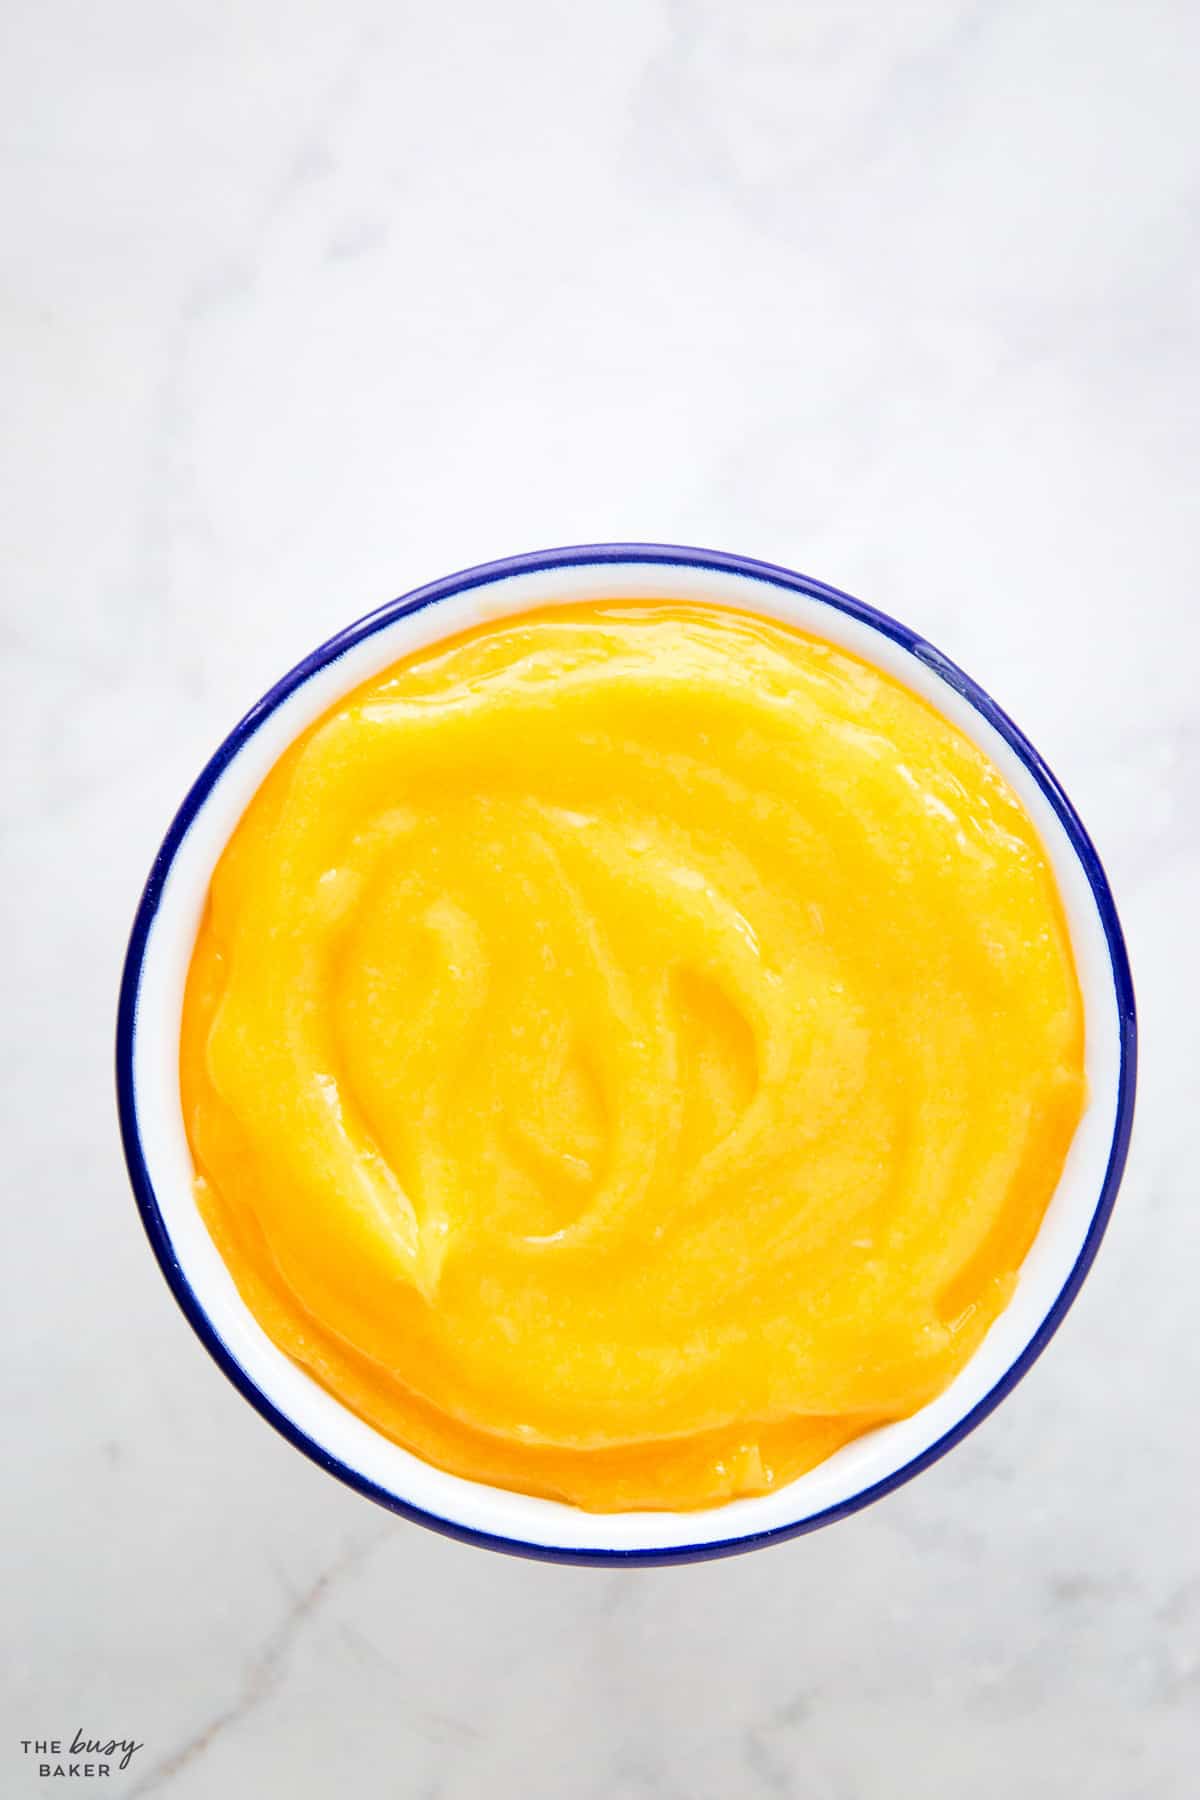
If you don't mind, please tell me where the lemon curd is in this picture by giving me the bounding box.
[180,604,1085,1511]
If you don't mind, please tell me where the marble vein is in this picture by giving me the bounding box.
[125,1530,387,1798]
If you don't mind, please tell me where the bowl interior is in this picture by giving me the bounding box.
[121,548,1131,1561]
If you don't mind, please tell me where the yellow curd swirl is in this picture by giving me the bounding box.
[181,603,1085,1510]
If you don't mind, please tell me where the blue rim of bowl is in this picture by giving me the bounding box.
[115,542,1137,1566]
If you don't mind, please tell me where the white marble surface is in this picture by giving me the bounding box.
[3,1,1197,1794]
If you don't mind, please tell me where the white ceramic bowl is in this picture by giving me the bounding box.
[116,544,1136,1564]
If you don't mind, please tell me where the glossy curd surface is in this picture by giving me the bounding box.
[180,603,1085,1511]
